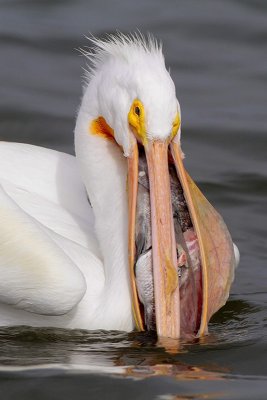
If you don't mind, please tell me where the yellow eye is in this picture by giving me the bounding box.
[128,99,147,145]
[170,113,181,141]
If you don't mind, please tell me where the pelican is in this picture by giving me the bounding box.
[0,34,239,339]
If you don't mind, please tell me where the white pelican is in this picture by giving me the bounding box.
[0,34,239,339]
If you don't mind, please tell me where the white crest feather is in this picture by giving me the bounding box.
[79,32,164,81]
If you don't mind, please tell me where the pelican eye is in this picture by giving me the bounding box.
[128,99,147,145]
[135,106,141,116]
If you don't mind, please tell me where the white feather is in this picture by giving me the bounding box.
[0,142,131,330]
[81,32,163,81]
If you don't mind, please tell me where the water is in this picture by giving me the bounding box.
[0,0,266,398]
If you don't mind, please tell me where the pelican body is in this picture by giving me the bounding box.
[0,34,239,338]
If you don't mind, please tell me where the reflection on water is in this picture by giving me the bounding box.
[0,297,266,399]
[0,326,236,383]
[0,297,264,378]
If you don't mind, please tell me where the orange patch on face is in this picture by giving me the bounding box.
[90,116,115,142]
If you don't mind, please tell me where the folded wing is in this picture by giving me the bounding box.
[0,142,102,316]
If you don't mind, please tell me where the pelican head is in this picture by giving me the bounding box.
[75,33,236,339]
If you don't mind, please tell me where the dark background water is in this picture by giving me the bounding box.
[0,0,267,399]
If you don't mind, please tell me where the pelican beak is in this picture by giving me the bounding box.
[128,139,236,339]
[144,141,180,338]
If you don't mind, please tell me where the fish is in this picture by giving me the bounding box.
[135,151,202,335]
[135,151,155,330]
